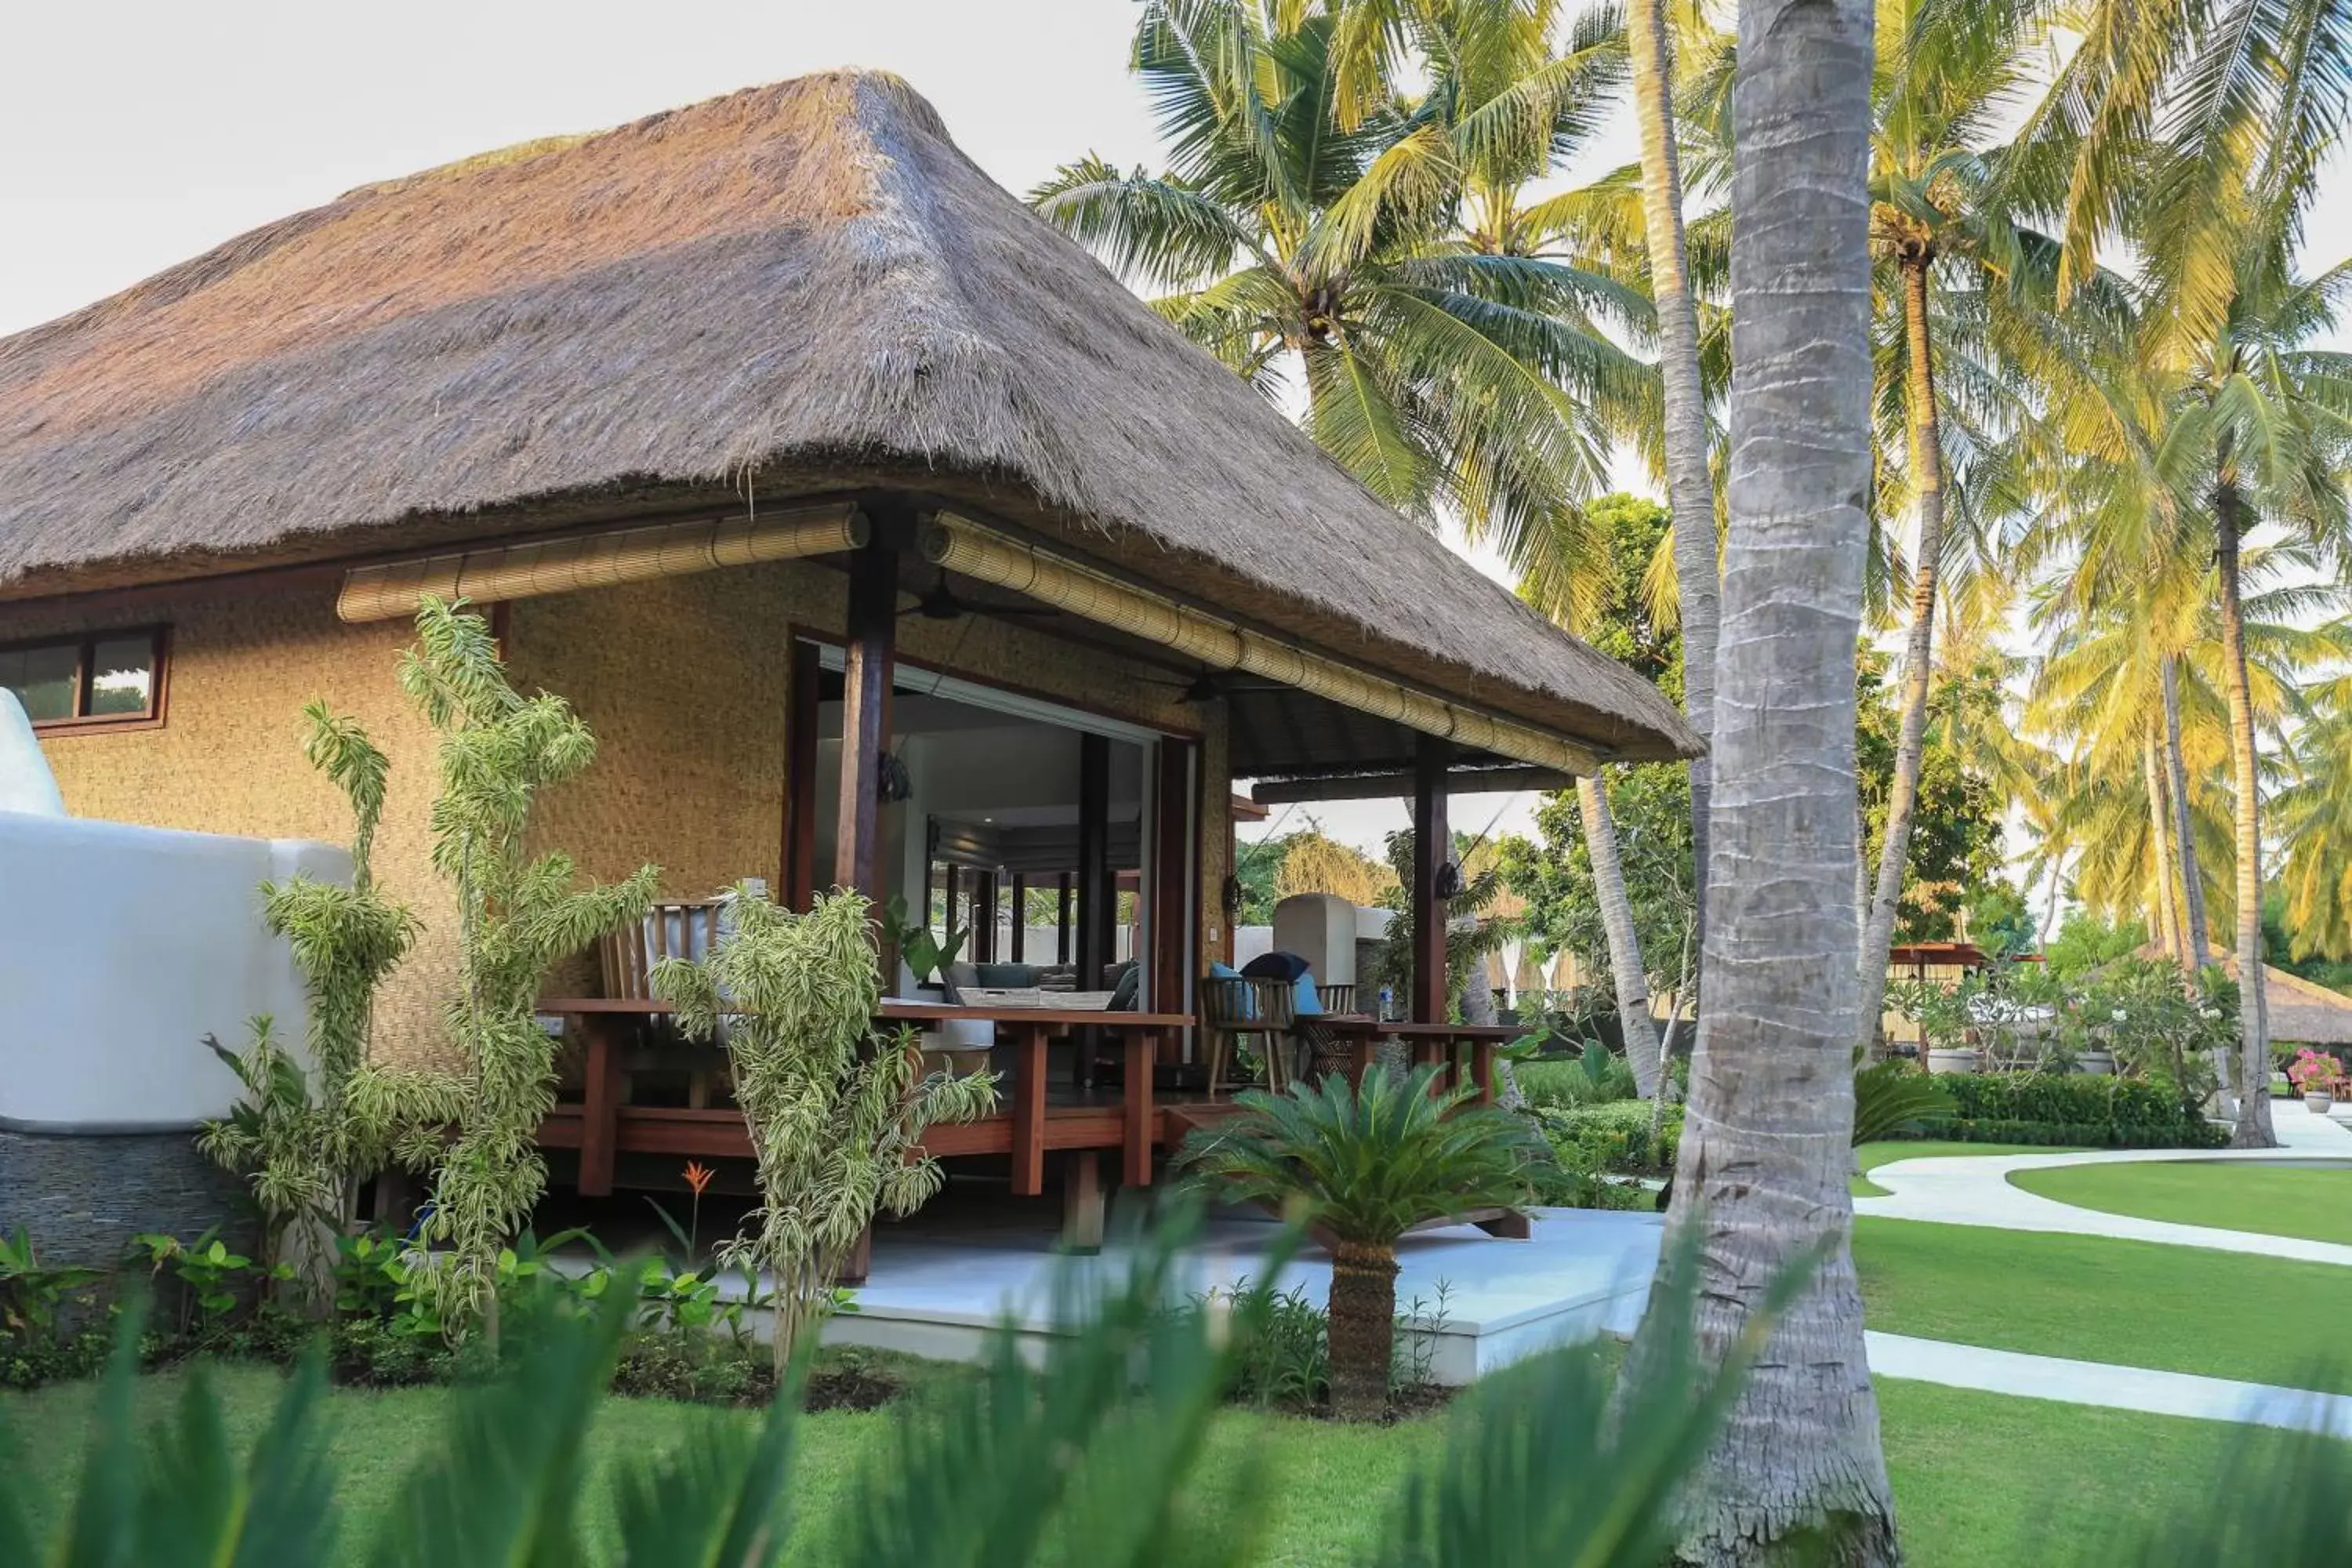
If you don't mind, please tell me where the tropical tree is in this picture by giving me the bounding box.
[1852,0,2048,1052]
[1175,1064,1546,1420]
[1032,0,1652,570]
[1628,0,1900,1555]
[1624,0,1726,949]
[2278,665,2352,964]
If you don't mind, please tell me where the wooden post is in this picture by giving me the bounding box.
[1010,874,1028,962]
[1010,1022,1048,1197]
[833,543,898,906]
[1076,735,1112,989]
[783,638,822,908]
[974,871,999,962]
[1062,1152,1105,1250]
[579,1015,620,1199]
[1412,737,1452,1024]
[1151,739,1193,1020]
[1123,1028,1158,1187]
[1056,873,1073,964]
[840,1225,873,1286]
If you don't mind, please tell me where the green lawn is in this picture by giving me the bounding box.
[1853,1215,2352,1392]
[1850,1140,2088,1197]
[2007,1159,2352,1246]
[0,1360,2301,1566]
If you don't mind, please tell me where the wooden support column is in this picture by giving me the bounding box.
[1062,1152,1104,1251]
[1123,1029,1158,1188]
[783,638,822,908]
[578,1016,621,1199]
[833,543,899,907]
[973,871,999,962]
[1010,1022,1049,1197]
[1412,736,1452,1024]
[1056,873,1073,964]
[1151,739,1193,1020]
[1010,875,1028,962]
[1076,735,1112,989]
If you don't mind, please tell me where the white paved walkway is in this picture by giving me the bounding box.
[1853,1105,2352,1429]
[1867,1333,2352,1438]
[1855,1107,2352,1265]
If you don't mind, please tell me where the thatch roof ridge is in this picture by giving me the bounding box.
[0,69,1696,760]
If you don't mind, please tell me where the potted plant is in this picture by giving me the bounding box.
[2287,1047,2344,1114]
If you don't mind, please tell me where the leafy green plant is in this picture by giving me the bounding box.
[1850,1058,1955,1146]
[197,701,468,1308]
[1177,1065,1547,1421]
[125,1229,280,1341]
[655,887,998,1370]
[1934,1073,2227,1149]
[1537,1099,1684,1178]
[397,597,659,1341]
[881,892,968,985]
[0,1228,99,1342]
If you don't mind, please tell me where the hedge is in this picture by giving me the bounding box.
[1537,1100,1683,1178]
[1927,1073,2228,1150]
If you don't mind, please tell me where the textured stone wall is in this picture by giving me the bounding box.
[16,555,1231,1065]
[0,1126,256,1267]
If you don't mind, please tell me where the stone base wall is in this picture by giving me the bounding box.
[0,1125,254,1269]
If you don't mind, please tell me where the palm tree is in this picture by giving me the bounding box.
[1624,0,1726,927]
[2164,234,2352,1145]
[1174,1065,1545,1421]
[1632,0,1899,1555]
[1032,0,1652,558]
[1852,0,2045,1052]
[2277,665,2352,964]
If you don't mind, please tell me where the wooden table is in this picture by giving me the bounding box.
[535,998,1190,1203]
[878,1004,1192,1197]
[1304,1016,1537,1103]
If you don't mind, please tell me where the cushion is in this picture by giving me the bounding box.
[975,962,1040,988]
[941,960,981,1004]
[1243,950,1309,982]
[1206,960,1254,1021]
[1292,973,1323,1017]
[1109,964,1142,1011]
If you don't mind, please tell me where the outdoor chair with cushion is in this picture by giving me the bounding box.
[1200,971,1298,1097]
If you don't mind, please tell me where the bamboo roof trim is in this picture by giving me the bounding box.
[336,504,865,622]
[922,514,1599,776]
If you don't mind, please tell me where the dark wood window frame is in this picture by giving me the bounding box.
[0,625,172,734]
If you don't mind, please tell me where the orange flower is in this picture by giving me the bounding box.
[681,1161,714,1196]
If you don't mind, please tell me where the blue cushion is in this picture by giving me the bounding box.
[1292,974,1323,1017]
[1207,960,1255,1020]
[974,962,1040,988]
[1109,964,1142,1011]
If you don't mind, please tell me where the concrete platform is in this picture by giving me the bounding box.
[817,1206,1666,1385]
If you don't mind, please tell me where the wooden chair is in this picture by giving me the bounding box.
[1200,976,1297,1098]
[598,898,729,1107]
[599,898,728,998]
[1315,984,1359,1017]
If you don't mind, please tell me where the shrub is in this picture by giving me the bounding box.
[1538,1100,1683,1178]
[1930,1073,2227,1149]
[1515,1041,1639,1109]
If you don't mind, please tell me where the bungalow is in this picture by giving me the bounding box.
[0,71,1697,1216]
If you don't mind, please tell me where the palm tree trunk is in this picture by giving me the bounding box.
[1325,1241,1399,1421]
[1635,0,1897,1554]
[2216,481,2277,1149]
[1627,0,1722,956]
[2161,655,2212,964]
[2145,740,2185,967]
[1857,255,1947,1058]
[1579,773,1664,1097]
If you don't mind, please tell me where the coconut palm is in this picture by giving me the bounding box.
[1032,0,1653,566]
[1851,0,2049,1052]
[1632,0,1898,1555]
[1174,1065,1544,1421]
[2277,664,2352,964]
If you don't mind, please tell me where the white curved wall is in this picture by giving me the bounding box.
[0,811,343,1130]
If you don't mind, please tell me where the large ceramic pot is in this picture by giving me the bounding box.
[2306,1091,2337,1116]
[2074,1050,2116,1076]
[1926,1047,1980,1076]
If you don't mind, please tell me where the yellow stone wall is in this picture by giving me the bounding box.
[13,557,1229,1066]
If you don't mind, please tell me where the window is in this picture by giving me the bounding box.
[0,627,169,731]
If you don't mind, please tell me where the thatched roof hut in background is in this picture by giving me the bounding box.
[0,70,1696,765]
[2223,958,2352,1047]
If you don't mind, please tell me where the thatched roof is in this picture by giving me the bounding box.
[2232,959,2352,1047]
[0,71,1696,762]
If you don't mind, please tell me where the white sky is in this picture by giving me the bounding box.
[4,0,2345,859]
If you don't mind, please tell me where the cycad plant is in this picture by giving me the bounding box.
[1176,1065,1546,1420]
[653,888,999,1370]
